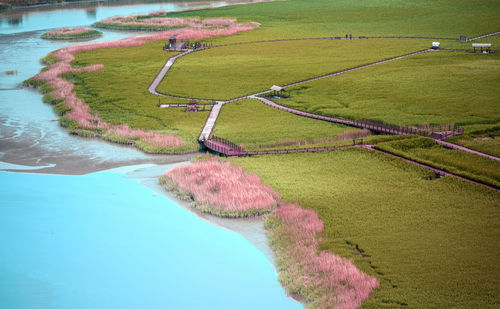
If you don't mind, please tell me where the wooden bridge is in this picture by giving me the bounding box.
[255,97,464,138]
[203,135,359,157]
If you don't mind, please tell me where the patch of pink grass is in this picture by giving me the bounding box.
[160,157,379,306]
[46,27,93,36]
[96,12,257,32]
[162,157,280,217]
[29,16,258,150]
[107,124,183,147]
[270,203,380,308]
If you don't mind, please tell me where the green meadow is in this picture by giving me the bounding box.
[447,126,500,157]
[157,39,430,100]
[170,0,500,43]
[70,41,206,150]
[229,149,500,308]
[213,98,360,150]
[279,52,500,127]
[374,137,500,188]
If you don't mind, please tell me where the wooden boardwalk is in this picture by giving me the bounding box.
[255,97,464,138]
[435,140,500,162]
[467,30,500,41]
[363,145,500,192]
[203,137,356,157]
[198,102,224,142]
[145,35,500,172]
[148,50,193,96]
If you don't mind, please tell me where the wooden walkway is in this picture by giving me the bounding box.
[203,137,356,157]
[467,30,500,41]
[230,49,432,102]
[255,97,464,138]
[362,145,500,192]
[198,102,224,142]
[148,50,193,96]
[145,35,500,173]
[435,140,500,162]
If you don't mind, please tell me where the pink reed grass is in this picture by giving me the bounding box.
[46,27,94,36]
[164,158,280,214]
[107,124,183,147]
[272,203,380,308]
[97,12,256,31]
[31,16,259,148]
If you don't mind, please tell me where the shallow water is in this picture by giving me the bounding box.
[0,1,232,34]
[0,2,223,173]
[0,1,301,308]
[0,166,301,308]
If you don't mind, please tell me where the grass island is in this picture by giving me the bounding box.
[41,27,102,40]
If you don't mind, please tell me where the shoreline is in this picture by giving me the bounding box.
[126,162,278,268]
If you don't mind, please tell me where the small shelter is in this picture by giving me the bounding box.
[168,34,178,49]
[185,100,198,113]
[270,85,285,97]
[431,42,440,49]
[164,34,190,51]
[472,43,492,53]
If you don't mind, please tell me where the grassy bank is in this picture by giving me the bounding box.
[279,52,500,127]
[213,99,361,151]
[229,149,500,308]
[70,40,207,150]
[374,137,500,188]
[157,39,430,100]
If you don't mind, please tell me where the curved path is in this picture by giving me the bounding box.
[147,35,500,171]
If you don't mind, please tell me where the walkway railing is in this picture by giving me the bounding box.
[210,135,245,153]
[257,96,464,139]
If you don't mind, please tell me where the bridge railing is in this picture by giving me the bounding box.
[209,135,245,153]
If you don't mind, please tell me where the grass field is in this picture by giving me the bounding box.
[157,39,430,100]
[447,126,500,157]
[278,51,500,127]
[212,98,361,150]
[169,0,500,44]
[374,137,500,188]
[229,149,500,308]
[70,41,207,150]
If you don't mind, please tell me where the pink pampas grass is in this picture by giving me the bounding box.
[162,157,280,216]
[271,203,380,309]
[46,27,93,36]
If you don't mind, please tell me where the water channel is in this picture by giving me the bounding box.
[0,2,301,308]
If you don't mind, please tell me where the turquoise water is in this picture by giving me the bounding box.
[0,1,230,34]
[0,167,301,308]
[0,2,301,307]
